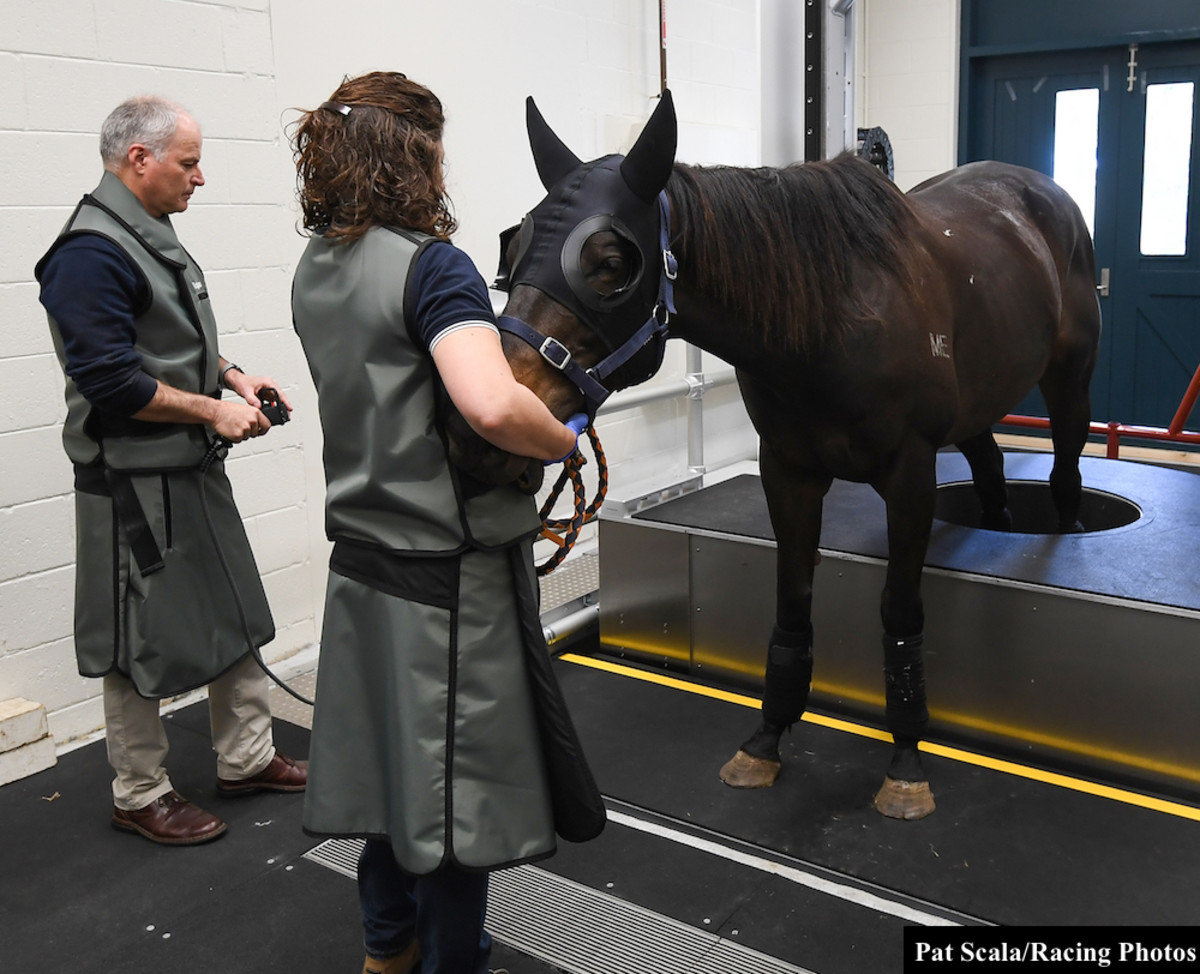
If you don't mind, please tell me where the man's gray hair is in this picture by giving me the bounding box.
[100,96,191,170]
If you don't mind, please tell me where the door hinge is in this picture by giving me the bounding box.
[1126,44,1139,93]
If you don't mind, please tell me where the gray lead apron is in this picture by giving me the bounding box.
[38,174,273,698]
[72,460,273,698]
[304,541,561,873]
[294,228,603,873]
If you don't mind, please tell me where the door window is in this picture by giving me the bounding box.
[1140,81,1194,256]
[1053,87,1100,236]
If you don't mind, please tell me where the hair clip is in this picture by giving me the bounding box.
[320,101,352,116]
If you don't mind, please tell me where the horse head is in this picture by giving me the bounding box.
[449,92,679,489]
[440,402,547,494]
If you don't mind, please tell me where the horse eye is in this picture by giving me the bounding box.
[582,232,635,295]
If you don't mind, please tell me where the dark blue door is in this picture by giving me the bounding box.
[967,42,1200,428]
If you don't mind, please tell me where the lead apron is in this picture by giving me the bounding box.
[304,539,561,874]
[73,455,274,699]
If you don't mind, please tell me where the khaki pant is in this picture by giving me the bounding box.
[104,654,275,811]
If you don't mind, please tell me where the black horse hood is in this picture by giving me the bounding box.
[497,92,678,371]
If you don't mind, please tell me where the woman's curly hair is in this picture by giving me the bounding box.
[292,72,457,242]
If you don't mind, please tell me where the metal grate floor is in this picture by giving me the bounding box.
[267,671,317,731]
[304,838,815,974]
[540,550,599,614]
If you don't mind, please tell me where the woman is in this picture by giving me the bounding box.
[291,72,603,974]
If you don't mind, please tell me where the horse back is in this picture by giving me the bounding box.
[905,161,1100,441]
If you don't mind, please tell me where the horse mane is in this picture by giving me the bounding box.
[666,153,921,353]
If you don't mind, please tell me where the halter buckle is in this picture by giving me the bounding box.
[663,248,678,281]
[538,335,573,371]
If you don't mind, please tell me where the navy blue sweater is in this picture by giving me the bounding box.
[38,235,159,416]
[39,235,496,419]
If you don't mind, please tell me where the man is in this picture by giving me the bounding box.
[35,95,306,846]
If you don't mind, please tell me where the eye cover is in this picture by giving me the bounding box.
[560,214,645,312]
[494,214,535,292]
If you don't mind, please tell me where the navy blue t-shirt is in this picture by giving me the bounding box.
[407,239,499,351]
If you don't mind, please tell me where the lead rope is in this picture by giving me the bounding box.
[536,427,608,576]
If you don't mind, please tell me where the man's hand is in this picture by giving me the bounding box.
[211,399,271,442]
[134,378,283,442]
[224,368,294,418]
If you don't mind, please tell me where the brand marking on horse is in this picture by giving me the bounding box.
[929,333,951,359]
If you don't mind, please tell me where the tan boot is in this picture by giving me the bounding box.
[361,941,419,974]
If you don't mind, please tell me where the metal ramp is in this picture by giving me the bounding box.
[598,454,1200,798]
[305,836,817,974]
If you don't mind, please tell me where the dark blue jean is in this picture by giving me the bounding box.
[358,838,492,973]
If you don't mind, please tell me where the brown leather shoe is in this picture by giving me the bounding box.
[217,751,308,796]
[362,941,419,974]
[111,791,228,846]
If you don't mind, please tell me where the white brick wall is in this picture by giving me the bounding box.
[0,0,768,752]
[0,0,308,748]
[859,0,960,190]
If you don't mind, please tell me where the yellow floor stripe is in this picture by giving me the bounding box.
[561,652,1200,824]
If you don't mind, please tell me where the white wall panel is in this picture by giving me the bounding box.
[0,2,101,59]
[0,497,74,582]
[859,0,959,190]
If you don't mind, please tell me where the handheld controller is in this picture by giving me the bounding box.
[257,386,289,427]
[200,386,288,473]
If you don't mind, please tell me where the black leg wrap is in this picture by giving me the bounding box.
[882,632,928,745]
[762,623,814,730]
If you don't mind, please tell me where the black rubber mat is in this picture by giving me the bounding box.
[635,473,776,542]
[550,656,1200,933]
[0,710,557,974]
[632,455,1200,609]
[10,657,1200,974]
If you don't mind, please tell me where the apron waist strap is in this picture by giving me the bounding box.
[79,463,167,577]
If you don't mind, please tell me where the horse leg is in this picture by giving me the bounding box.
[873,444,938,820]
[1041,266,1099,532]
[1040,365,1094,532]
[719,452,829,789]
[955,429,1011,530]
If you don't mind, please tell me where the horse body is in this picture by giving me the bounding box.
[481,93,1100,818]
[673,158,1094,457]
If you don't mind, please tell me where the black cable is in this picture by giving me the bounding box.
[197,456,314,706]
[196,391,314,706]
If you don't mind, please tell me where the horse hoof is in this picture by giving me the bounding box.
[980,508,1013,532]
[719,750,781,789]
[873,777,936,820]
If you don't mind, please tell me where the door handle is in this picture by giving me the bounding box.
[1097,267,1110,297]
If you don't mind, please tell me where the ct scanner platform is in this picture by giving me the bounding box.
[598,452,1200,798]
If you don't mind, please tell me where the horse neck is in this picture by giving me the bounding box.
[663,165,816,368]
[662,171,753,369]
[662,159,917,370]
[669,284,781,373]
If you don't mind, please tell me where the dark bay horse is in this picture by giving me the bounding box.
[474,91,1100,819]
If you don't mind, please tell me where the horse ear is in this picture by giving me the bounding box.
[526,96,584,190]
[620,89,677,203]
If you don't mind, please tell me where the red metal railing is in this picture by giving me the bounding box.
[1001,362,1200,459]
